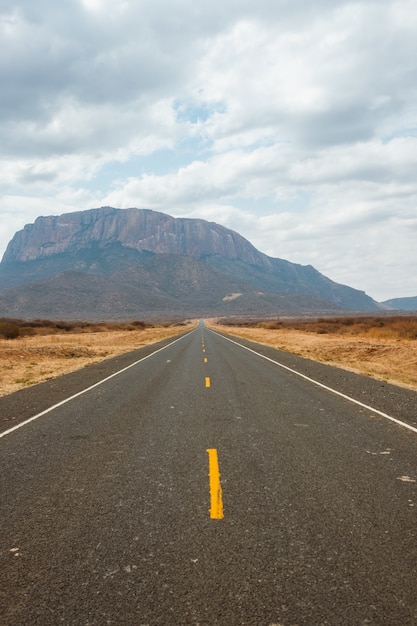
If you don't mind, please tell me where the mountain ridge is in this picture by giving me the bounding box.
[0,207,381,319]
[2,206,270,268]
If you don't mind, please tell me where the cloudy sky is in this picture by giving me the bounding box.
[1,0,416,301]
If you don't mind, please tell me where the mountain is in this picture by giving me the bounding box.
[381,296,417,311]
[0,207,380,319]
[2,206,269,266]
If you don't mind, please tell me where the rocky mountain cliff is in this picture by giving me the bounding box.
[3,207,268,267]
[0,207,380,319]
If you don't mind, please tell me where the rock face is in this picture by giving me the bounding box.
[0,207,381,319]
[2,207,268,267]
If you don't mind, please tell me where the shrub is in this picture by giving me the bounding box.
[0,322,20,339]
[131,320,147,329]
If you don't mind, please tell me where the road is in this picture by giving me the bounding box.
[1,320,417,625]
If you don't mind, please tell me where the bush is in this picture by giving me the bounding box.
[0,322,20,339]
[131,320,147,329]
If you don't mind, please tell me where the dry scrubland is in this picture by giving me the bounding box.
[208,316,417,391]
[0,318,195,398]
[1,316,417,398]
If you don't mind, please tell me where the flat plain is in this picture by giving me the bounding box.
[1,315,416,398]
[0,319,194,398]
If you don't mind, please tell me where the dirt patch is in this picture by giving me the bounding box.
[207,319,417,391]
[0,322,195,397]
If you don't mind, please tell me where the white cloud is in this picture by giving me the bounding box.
[1,0,417,300]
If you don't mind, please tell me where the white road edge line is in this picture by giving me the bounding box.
[0,331,194,440]
[210,329,417,435]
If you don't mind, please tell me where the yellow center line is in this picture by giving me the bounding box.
[205,377,211,387]
[206,448,224,519]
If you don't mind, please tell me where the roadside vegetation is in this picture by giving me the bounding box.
[0,317,194,397]
[216,315,417,339]
[209,315,417,391]
[0,317,157,339]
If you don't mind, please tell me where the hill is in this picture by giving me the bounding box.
[0,207,380,319]
[382,296,417,311]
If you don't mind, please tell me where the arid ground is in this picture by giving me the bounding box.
[207,316,417,392]
[1,316,416,398]
[0,319,195,398]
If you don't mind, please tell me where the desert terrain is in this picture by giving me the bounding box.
[0,318,194,398]
[1,316,416,398]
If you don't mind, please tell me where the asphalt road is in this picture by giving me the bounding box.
[1,320,417,625]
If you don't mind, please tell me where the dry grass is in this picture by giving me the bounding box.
[0,320,196,397]
[207,316,417,391]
